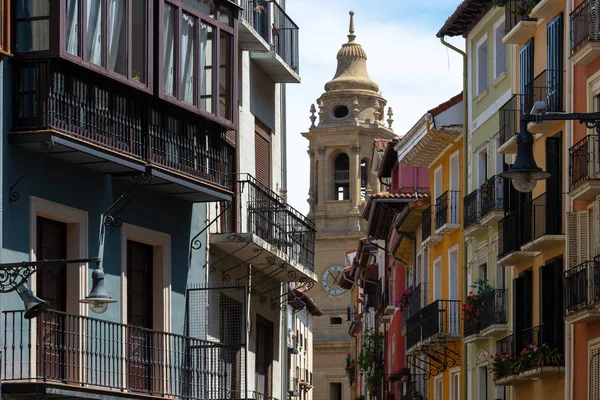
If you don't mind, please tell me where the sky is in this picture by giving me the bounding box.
[284,0,466,214]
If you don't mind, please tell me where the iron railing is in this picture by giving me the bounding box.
[498,94,520,147]
[569,134,600,191]
[240,0,270,40]
[422,205,432,242]
[400,379,427,400]
[14,60,232,190]
[252,391,279,400]
[3,309,242,399]
[238,174,316,271]
[334,170,350,182]
[463,189,480,229]
[466,289,508,336]
[571,0,600,55]
[521,192,562,245]
[434,190,460,230]
[480,175,504,218]
[402,283,425,331]
[564,256,600,315]
[504,0,540,34]
[498,210,521,258]
[299,368,313,385]
[464,313,481,337]
[522,69,565,115]
[406,300,461,347]
[271,1,300,73]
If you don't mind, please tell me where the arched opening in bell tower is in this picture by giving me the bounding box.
[360,158,369,200]
[333,153,350,200]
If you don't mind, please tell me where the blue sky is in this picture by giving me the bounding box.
[284,0,466,214]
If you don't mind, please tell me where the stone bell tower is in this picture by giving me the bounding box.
[302,11,395,400]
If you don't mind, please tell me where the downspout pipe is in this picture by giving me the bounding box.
[439,36,468,400]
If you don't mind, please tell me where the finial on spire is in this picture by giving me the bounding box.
[348,11,356,42]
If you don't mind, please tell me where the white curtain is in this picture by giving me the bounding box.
[86,0,103,65]
[108,0,125,73]
[163,5,175,95]
[200,24,212,112]
[65,0,79,55]
[181,14,195,104]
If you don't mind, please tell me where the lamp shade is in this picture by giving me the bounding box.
[17,283,49,319]
[80,267,116,314]
[499,129,550,192]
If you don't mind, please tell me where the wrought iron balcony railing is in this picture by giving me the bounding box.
[569,134,600,191]
[252,391,279,400]
[463,189,480,229]
[499,94,520,148]
[237,174,316,271]
[465,289,509,337]
[480,175,504,218]
[402,283,425,331]
[504,0,540,34]
[13,60,232,190]
[434,190,460,230]
[571,0,600,55]
[496,325,565,373]
[521,192,562,244]
[498,210,521,258]
[2,309,242,399]
[522,69,564,115]
[405,300,461,348]
[422,205,432,242]
[299,368,313,385]
[564,257,600,315]
[240,0,270,40]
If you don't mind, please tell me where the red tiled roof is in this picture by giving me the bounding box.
[428,93,463,116]
[374,139,391,152]
[437,0,494,38]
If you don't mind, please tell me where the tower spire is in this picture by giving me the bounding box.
[348,11,356,43]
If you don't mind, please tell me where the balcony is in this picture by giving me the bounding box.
[434,190,460,235]
[421,205,442,247]
[529,0,563,19]
[2,309,243,399]
[480,176,505,226]
[299,368,313,388]
[570,0,600,65]
[497,211,538,266]
[288,376,299,396]
[405,300,461,352]
[252,391,279,400]
[503,0,539,45]
[520,193,564,252]
[400,379,427,400]
[11,60,233,203]
[564,257,600,323]
[463,189,483,237]
[210,174,317,282]
[494,325,564,386]
[248,1,300,83]
[569,134,600,200]
[380,283,396,322]
[402,283,426,334]
[498,95,521,154]
[463,289,509,343]
[524,70,565,135]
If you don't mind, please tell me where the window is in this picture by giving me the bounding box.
[255,120,272,189]
[520,39,534,109]
[547,13,563,112]
[360,159,368,200]
[160,1,234,120]
[478,149,488,187]
[433,258,442,301]
[589,341,600,400]
[478,366,488,400]
[434,376,443,400]
[330,317,343,325]
[256,316,274,397]
[334,154,350,201]
[434,166,443,201]
[0,0,10,54]
[494,21,506,78]
[16,0,50,52]
[451,371,460,400]
[330,383,342,400]
[476,36,488,95]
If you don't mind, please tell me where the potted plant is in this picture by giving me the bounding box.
[463,279,492,323]
[346,353,356,385]
[395,285,414,310]
[388,367,411,384]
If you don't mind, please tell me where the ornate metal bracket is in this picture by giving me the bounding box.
[103,172,152,227]
[9,142,54,202]
[207,243,251,273]
[270,278,315,311]
[0,257,101,293]
[222,248,264,282]
[190,203,231,250]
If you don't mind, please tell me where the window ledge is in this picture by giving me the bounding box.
[474,89,489,104]
[491,71,507,88]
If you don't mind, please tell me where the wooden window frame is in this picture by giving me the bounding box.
[0,0,10,56]
[158,0,237,128]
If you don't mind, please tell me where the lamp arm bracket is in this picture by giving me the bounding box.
[0,257,101,293]
[103,172,152,227]
[9,141,54,202]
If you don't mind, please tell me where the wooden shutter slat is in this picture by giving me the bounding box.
[255,121,271,189]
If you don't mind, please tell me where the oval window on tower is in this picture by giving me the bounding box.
[333,105,349,119]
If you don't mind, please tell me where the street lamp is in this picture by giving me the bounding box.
[499,128,550,193]
[0,258,116,319]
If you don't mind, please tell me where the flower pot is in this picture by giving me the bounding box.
[401,376,409,383]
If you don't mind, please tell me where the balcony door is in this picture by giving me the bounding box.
[36,217,67,381]
[545,134,562,234]
[514,269,533,348]
[255,315,273,398]
[540,257,564,355]
[127,240,154,392]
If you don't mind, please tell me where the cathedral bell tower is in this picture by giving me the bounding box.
[302,12,395,400]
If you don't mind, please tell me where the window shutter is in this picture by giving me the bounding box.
[579,211,589,264]
[591,341,600,400]
[546,13,563,112]
[255,122,271,189]
[567,213,578,267]
[520,39,534,112]
[595,194,600,258]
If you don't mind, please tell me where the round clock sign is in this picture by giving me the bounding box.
[322,265,346,296]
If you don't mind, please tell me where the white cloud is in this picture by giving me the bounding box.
[284,1,464,214]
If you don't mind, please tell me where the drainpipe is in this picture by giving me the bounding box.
[439,36,468,400]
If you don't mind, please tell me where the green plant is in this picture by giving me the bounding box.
[463,279,492,322]
[490,352,514,379]
[492,0,538,18]
[513,343,562,374]
[388,367,411,382]
[357,329,384,374]
[365,369,383,393]
[346,353,356,384]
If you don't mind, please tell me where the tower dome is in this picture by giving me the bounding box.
[324,11,380,94]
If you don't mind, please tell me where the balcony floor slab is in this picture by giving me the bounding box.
[528,119,563,136]
[479,323,510,338]
[497,250,539,266]
[494,366,564,386]
[422,234,443,247]
[435,223,460,235]
[239,19,271,52]
[480,210,503,227]
[520,235,565,253]
[502,20,538,45]
[251,52,301,83]
[564,304,600,324]
[570,41,600,66]
[210,232,317,282]
[498,134,518,154]
[569,179,600,201]
[2,381,169,400]
[463,222,486,239]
